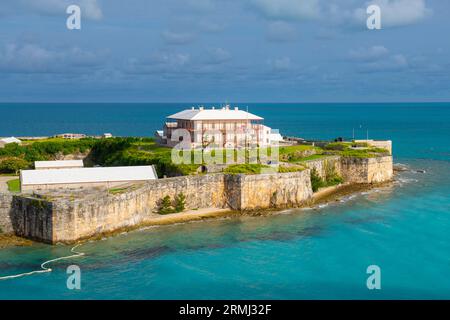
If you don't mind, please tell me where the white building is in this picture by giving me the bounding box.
[20,165,158,192]
[54,133,86,139]
[0,137,22,148]
[160,105,281,148]
[34,160,85,170]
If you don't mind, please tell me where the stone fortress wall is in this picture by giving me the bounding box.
[0,156,393,244]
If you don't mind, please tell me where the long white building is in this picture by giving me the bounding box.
[158,105,281,148]
[34,160,84,170]
[20,165,158,192]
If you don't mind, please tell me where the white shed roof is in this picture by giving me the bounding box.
[0,137,21,144]
[168,107,263,121]
[34,160,84,169]
[21,165,158,186]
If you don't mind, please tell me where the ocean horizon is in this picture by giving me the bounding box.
[0,102,449,299]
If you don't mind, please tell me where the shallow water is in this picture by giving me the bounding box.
[0,103,449,299]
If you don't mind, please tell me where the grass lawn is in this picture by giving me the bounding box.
[108,187,129,195]
[297,154,331,162]
[7,179,20,192]
[223,164,270,174]
[279,144,319,154]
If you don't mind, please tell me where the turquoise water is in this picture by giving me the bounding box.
[0,103,449,299]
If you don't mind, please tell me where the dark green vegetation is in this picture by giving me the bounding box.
[310,165,344,192]
[158,193,186,214]
[90,139,326,177]
[0,138,388,179]
[7,179,20,192]
[0,157,29,174]
[174,193,186,212]
[0,138,96,174]
[90,137,199,177]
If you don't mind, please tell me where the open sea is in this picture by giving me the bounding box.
[0,103,449,299]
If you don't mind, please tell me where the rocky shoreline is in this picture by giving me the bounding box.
[0,234,33,249]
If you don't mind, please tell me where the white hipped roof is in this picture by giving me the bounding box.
[168,106,263,121]
[270,133,283,142]
[34,160,84,169]
[0,137,21,144]
[21,165,158,186]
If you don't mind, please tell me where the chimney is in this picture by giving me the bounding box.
[199,106,204,111]
[191,107,195,110]
[234,107,239,111]
[212,106,215,110]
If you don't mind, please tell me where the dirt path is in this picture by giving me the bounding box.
[0,176,18,193]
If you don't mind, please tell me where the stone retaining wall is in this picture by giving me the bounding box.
[303,156,341,179]
[226,170,313,210]
[340,156,393,183]
[0,193,13,234]
[0,155,393,243]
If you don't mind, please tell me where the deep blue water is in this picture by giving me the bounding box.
[0,103,449,299]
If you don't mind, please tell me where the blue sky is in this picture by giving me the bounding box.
[0,0,449,102]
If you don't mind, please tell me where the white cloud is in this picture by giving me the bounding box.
[127,52,192,74]
[248,0,431,28]
[249,0,320,21]
[266,21,298,42]
[197,20,225,33]
[162,30,195,45]
[0,0,103,20]
[268,57,292,71]
[206,48,232,64]
[358,53,408,72]
[0,42,106,73]
[185,0,215,12]
[348,46,409,73]
[353,0,431,27]
[349,45,389,61]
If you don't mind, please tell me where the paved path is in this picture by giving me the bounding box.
[0,176,18,193]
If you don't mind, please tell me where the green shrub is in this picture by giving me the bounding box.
[89,137,200,177]
[0,157,30,174]
[324,162,344,186]
[310,164,344,193]
[0,138,97,164]
[158,195,175,214]
[174,193,186,212]
[310,168,324,192]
